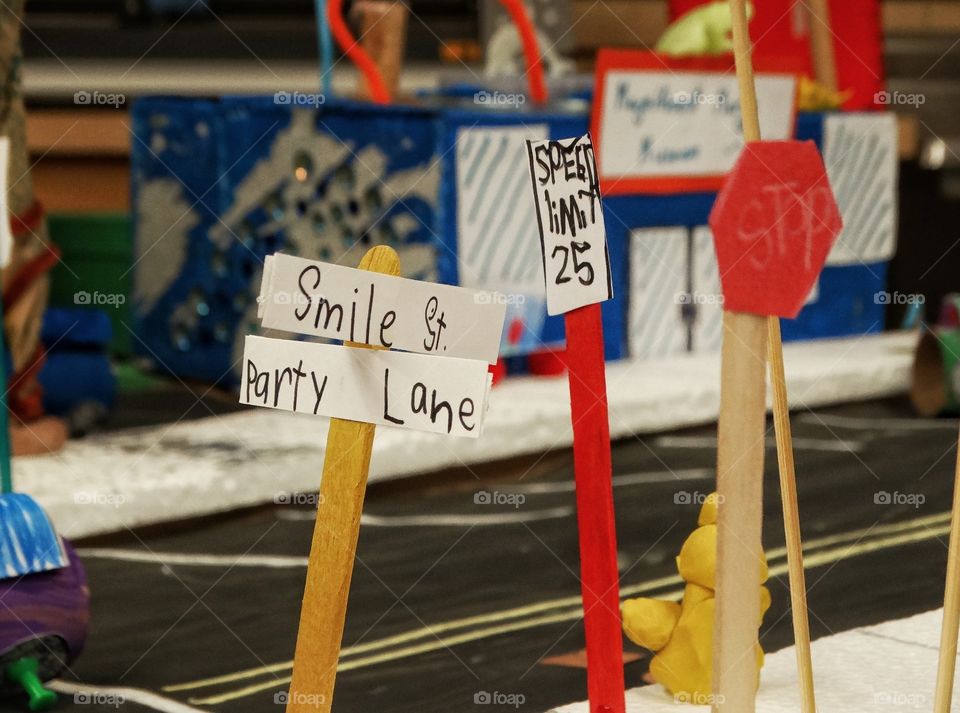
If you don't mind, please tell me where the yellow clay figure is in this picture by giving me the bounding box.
[622,493,771,701]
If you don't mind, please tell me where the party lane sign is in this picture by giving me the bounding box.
[241,254,507,438]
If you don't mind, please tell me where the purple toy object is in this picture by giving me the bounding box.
[0,541,89,710]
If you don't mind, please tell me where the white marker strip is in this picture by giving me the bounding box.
[48,680,206,713]
[798,412,958,432]
[76,549,308,568]
[509,468,713,494]
[653,434,864,453]
[276,507,574,526]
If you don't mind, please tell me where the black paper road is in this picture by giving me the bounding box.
[23,396,960,713]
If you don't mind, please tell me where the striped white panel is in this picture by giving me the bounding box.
[629,227,688,359]
[691,226,724,353]
[824,113,898,266]
[455,124,549,292]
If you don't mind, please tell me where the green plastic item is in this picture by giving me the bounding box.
[46,212,133,357]
[655,0,754,57]
[5,658,57,711]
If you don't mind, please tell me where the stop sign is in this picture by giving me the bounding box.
[709,140,843,319]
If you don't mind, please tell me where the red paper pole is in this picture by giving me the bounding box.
[563,302,625,713]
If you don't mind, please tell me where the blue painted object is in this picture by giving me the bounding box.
[781,262,888,341]
[0,494,67,579]
[130,94,890,380]
[131,92,622,378]
[37,309,116,416]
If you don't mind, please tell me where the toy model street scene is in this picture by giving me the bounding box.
[3,0,960,711]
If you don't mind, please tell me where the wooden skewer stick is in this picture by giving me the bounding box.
[767,318,817,713]
[933,422,960,713]
[726,2,817,712]
[285,246,401,713]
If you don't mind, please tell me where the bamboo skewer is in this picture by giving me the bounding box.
[767,318,817,713]
[933,421,960,713]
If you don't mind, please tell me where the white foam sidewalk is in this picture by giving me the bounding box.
[550,607,954,712]
[17,331,916,539]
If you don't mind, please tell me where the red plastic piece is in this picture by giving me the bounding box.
[561,303,625,713]
[327,0,547,107]
[709,140,842,319]
[527,347,568,376]
[488,358,507,386]
[327,0,391,104]
[497,0,548,105]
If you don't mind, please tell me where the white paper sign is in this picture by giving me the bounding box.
[0,138,12,268]
[597,71,796,180]
[526,134,613,316]
[257,253,507,364]
[240,336,492,438]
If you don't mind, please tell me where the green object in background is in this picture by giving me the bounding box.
[46,213,133,357]
[5,658,58,711]
[655,0,753,57]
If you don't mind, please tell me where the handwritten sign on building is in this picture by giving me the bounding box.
[591,55,797,194]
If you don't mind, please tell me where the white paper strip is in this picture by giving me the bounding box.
[526,134,612,315]
[257,253,507,364]
[240,335,492,438]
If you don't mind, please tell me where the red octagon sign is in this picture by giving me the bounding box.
[709,140,843,319]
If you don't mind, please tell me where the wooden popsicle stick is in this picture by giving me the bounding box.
[712,5,768,712]
[725,2,817,712]
[285,246,400,713]
[712,310,767,713]
[933,422,960,713]
[806,0,838,92]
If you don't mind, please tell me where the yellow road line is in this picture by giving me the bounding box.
[165,510,951,699]
[186,518,952,706]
